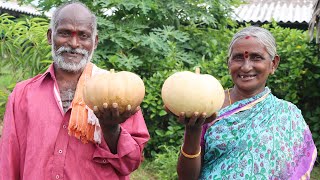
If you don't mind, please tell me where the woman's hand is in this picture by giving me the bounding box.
[165,105,218,179]
[164,106,217,128]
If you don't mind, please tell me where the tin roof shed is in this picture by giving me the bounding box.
[0,0,44,17]
[233,0,317,29]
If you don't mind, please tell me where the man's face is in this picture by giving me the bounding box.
[48,4,98,72]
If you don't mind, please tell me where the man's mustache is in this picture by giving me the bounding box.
[56,46,89,57]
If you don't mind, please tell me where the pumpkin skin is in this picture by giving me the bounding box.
[83,69,145,114]
[161,69,225,118]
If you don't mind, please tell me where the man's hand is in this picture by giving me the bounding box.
[164,106,217,128]
[93,103,140,127]
[93,103,140,154]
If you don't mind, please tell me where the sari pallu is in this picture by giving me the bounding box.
[200,87,317,180]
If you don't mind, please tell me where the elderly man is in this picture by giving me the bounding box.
[0,2,150,179]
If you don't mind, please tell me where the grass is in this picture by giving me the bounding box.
[131,160,157,180]
[131,162,320,180]
[311,165,320,180]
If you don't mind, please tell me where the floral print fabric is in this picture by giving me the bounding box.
[200,87,317,180]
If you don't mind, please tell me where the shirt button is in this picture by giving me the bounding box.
[56,175,60,179]
[58,150,63,154]
[102,159,106,163]
[63,125,67,129]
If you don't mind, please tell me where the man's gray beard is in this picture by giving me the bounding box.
[52,45,93,73]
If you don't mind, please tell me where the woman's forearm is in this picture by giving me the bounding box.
[177,126,203,180]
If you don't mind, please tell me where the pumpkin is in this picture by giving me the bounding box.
[161,68,225,117]
[83,69,145,114]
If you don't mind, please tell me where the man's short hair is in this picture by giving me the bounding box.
[49,1,97,37]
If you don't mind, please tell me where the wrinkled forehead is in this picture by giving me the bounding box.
[230,37,267,53]
[55,17,93,30]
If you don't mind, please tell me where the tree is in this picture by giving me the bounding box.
[0,14,51,120]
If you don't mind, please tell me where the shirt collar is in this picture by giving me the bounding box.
[31,63,56,83]
[44,63,56,79]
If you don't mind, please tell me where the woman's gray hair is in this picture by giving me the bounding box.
[228,26,277,59]
[49,1,97,38]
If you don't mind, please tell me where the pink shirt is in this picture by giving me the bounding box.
[0,64,150,180]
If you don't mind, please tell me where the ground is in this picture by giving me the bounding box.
[131,161,320,180]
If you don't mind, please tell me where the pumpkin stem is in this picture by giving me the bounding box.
[110,69,115,73]
[195,67,200,74]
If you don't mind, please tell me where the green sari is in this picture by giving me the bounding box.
[200,87,317,180]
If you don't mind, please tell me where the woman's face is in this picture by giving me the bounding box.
[228,36,279,95]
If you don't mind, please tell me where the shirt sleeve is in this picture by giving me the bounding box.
[92,110,150,176]
[0,89,21,180]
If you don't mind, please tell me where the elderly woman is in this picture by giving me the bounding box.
[175,26,317,179]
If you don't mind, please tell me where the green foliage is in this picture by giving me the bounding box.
[84,0,241,157]
[142,70,184,157]
[0,14,51,119]
[265,23,317,103]
[143,145,180,180]
[130,160,157,180]
[311,165,320,180]
[305,108,320,156]
[0,88,10,120]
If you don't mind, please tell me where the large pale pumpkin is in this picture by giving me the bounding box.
[83,69,145,114]
[161,68,225,118]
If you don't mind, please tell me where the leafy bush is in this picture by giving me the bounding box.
[85,0,242,157]
[144,145,180,180]
[0,14,51,119]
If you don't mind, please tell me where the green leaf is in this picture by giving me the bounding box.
[159,110,167,116]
